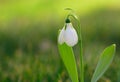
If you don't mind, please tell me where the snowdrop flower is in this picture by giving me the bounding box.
[58,19,78,47]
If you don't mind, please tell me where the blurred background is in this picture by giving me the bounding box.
[0,0,120,82]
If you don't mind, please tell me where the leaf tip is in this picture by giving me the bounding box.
[112,44,116,51]
[112,44,116,47]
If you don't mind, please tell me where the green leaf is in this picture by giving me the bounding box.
[91,44,116,82]
[58,43,79,82]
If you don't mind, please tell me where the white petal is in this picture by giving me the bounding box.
[58,27,65,44]
[65,23,78,46]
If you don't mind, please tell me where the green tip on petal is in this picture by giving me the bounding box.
[65,18,71,23]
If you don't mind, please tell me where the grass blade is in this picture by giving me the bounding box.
[91,44,116,82]
[58,43,79,82]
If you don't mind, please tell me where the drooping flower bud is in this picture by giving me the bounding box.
[64,23,78,46]
[58,19,78,47]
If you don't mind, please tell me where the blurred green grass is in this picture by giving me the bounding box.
[0,0,120,82]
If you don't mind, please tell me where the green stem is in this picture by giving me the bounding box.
[67,14,84,82]
[77,19,84,82]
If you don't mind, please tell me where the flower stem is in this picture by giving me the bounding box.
[77,19,84,82]
[67,13,84,82]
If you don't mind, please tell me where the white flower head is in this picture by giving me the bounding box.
[64,23,78,46]
[58,19,78,47]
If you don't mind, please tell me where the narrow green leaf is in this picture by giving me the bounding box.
[91,44,116,82]
[58,43,79,82]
